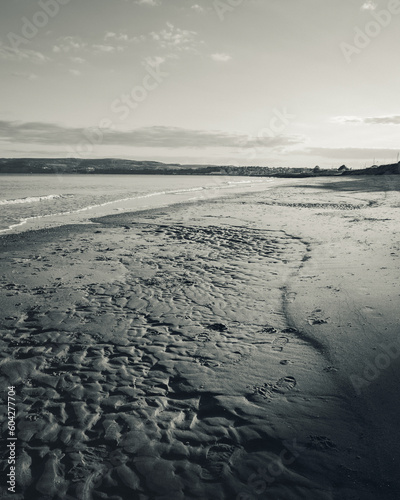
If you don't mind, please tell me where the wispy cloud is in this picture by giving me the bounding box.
[142,55,167,67]
[361,0,377,10]
[332,115,400,124]
[364,116,400,124]
[0,121,303,150]
[131,34,147,43]
[12,72,39,81]
[211,53,232,62]
[0,43,49,64]
[104,32,129,42]
[331,115,362,123]
[53,36,86,53]
[92,44,122,53]
[53,36,125,55]
[70,56,85,64]
[191,4,204,13]
[135,0,160,6]
[150,22,199,51]
[69,69,81,77]
[52,27,198,60]
[298,147,399,159]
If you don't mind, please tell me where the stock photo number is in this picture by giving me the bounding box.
[6,387,17,493]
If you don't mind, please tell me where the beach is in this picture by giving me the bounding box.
[0,175,399,499]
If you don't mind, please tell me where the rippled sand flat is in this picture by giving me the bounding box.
[1,176,399,499]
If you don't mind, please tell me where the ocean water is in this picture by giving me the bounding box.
[0,174,275,234]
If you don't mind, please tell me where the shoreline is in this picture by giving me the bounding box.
[0,176,399,498]
[0,175,285,236]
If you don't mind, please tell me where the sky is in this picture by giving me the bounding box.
[0,0,399,168]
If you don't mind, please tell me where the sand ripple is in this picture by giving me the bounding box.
[0,219,376,499]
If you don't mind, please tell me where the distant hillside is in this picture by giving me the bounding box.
[0,158,179,174]
[0,158,330,176]
[342,162,400,176]
[0,158,399,177]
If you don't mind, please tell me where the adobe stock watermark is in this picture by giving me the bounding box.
[67,61,168,158]
[341,0,400,64]
[7,0,71,50]
[349,340,400,396]
[236,438,306,499]
[213,0,244,21]
[6,386,17,493]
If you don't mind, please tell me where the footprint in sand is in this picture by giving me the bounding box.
[273,376,297,393]
[285,291,297,303]
[308,435,337,451]
[206,323,228,332]
[261,326,278,334]
[281,327,298,334]
[271,336,289,352]
[249,376,297,401]
[195,332,212,342]
[201,443,236,481]
[68,447,107,494]
[308,318,328,325]
[307,309,329,325]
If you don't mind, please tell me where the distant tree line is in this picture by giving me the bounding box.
[0,158,398,176]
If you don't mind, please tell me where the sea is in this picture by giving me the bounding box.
[0,174,276,234]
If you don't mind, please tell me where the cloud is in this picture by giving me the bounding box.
[150,23,199,51]
[0,43,49,64]
[53,36,86,53]
[211,53,232,62]
[191,4,204,13]
[361,1,377,10]
[131,34,147,43]
[135,0,160,5]
[0,121,303,150]
[142,55,167,67]
[298,147,399,159]
[330,115,362,123]
[53,36,125,55]
[12,72,39,81]
[92,44,121,53]
[332,115,400,124]
[69,69,81,76]
[104,32,129,42]
[70,56,85,64]
[364,116,400,124]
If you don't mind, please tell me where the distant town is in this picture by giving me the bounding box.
[0,158,399,177]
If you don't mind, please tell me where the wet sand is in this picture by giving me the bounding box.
[0,176,399,499]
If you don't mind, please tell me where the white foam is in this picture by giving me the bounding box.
[0,193,73,206]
